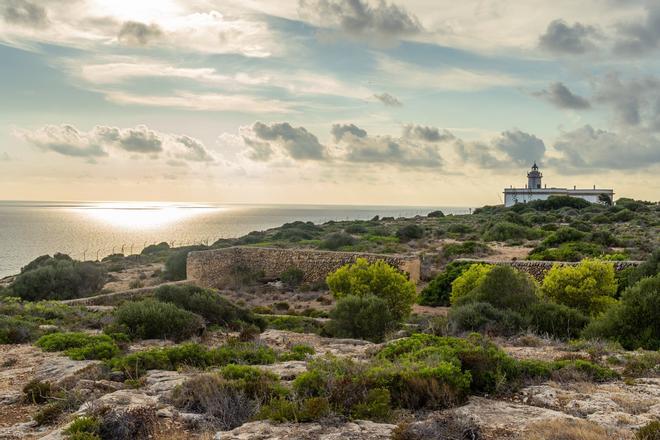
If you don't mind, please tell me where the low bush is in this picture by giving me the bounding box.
[0,316,38,344]
[264,315,324,334]
[11,255,106,301]
[95,406,156,440]
[442,241,490,258]
[529,242,605,261]
[636,420,660,440]
[325,295,396,342]
[419,261,473,306]
[482,221,542,241]
[23,379,54,404]
[396,224,424,241]
[527,302,589,340]
[449,302,525,336]
[344,223,368,233]
[64,416,101,439]
[36,332,119,360]
[541,259,617,315]
[113,299,205,341]
[155,285,266,331]
[541,227,586,247]
[278,344,315,361]
[427,210,445,218]
[141,242,169,255]
[280,267,305,287]
[319,232,356,250]
[111,341,277,377]
[583,275,660,350]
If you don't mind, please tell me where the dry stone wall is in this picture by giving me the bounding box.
[187,247,421,288]
[455,259,641,281]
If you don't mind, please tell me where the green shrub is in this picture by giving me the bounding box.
[449,302,525,336]
[0,316,38,344]
[23,379,54,404]
[326,295,396,342]
[419,262,473,306]
[450,264,493,305]
[427,210,445,218]
[327,258,416,323]
[628,249,660,285]
[319,232,356,250]
[280,267,305,287]
[454,265,538,311]
[140,242,169,255]
[36,332,120,360]
[542,227,586,247]
[583,275,660,350]
[442,241,489,258]
[635,420,660,440]
[528,242,604,261]
[96,406,156,440]
[11,256,106,301]
[155,285,265,331]
[525,195,591,211]
[264,315,324,334]
[482,221,542,241]
[113,299,205,341]
[396,224,424,241]
[64,416,101,439]
[350,388,392,421]
[541,259,617,315]
[527,302,589,340]
[345,223,368,233]
[111,342,277,377]
[278,344,315,361]
[447,224,472,234]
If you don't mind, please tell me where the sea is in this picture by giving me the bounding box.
[0,201,472,278]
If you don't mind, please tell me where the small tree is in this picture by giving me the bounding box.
[450,264,493,305]
[541,259,617,315]
[326,258,416,322]
[457,265,539,311]
[419,262,473,306]
[326,295,395,342]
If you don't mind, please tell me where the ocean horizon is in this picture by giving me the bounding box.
[0,200,472,278]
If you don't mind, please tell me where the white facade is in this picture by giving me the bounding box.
[503,164,614,207]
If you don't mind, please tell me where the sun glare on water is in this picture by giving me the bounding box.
[73,202,220,230]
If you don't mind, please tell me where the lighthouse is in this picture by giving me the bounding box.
[527,162,542,189]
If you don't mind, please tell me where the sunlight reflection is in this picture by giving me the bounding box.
[72,202,220,229]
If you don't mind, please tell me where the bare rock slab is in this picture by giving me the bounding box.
[216,420,396,440]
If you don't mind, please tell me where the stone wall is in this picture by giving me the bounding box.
[187,247,421,288]
[455,259,642,281]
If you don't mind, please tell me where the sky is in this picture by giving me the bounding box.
[0,0,659,206]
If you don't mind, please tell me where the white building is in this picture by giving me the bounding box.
[503,163,614,207]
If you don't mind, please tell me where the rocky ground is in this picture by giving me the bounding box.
[1,327,657,440]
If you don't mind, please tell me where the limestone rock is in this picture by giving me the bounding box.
[34,357,104,389]
[217,420,396,440]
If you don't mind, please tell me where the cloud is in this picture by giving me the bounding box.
[376,56,520,91]
[336,124,452,168]
[298,0,422,43]
[373,92,402,107]
[250,122,327,160]
[331,123,367,142]
[16,124,214,162]
[455,129,546,168]
[2,0,48,27]
[613,2,660,55]
[17,124,107,158]
[117,21,163,46]
[550,125,660,170]
[534,82,591,110]
[594,73,660,129]
[104,90,293,114]
[539,19,598,54]
[402,124,454,142]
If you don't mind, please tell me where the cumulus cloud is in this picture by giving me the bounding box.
[594,73,660,129]
[249,122,327,161]
[534,82,591,110]
[16,124,214,162]
[550,125,660,170]
[2,0,48,27]
[455,130,546,168]
[336,124,452,168]
[298,0,422,43]
[539,19,598,54]
[373,92,402,107]
[402,124,454,142]
[117,21,163,46]
[331,123,367,142]
[613,2,660,55]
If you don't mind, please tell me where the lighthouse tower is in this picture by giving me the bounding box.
[527,162,542,189]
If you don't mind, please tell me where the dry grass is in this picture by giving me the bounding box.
[611,395,654,415]
[525,418,631,440]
